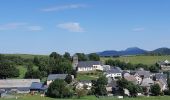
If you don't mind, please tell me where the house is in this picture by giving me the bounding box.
[76,80,92,90]
[47,74,68,86]
[105,67,122,80]
[77,61,103,72]
[158,60,170,71]
[103,65,111,71]
[155,73,167,80]
[0,79,40,94]
[154,73,168,91]
[155,79,168,91]
[124,75,138,85]
[134,74,143,85]
[106,77,118,95]
[135,70,151,79]
[141,78,154,87]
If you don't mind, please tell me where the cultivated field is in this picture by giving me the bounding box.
[101,55,170,65]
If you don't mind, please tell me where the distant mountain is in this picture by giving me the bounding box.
[120,47,147,55]
[97,50,119,57]
[97,47,147,57]
[150,47,170,55]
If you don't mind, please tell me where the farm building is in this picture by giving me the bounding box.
[0,79,40,94]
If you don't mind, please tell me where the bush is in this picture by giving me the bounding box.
[76,88,88,98]
[47,79,73,98]
[151,84,161,96]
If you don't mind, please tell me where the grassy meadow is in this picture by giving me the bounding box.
[101,55,170,65]
[1,95,170,100]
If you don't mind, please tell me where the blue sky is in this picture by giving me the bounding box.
[0,0,170,54]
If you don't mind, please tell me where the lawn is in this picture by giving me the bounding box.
[16,65,39,79]
[101,55,170,65]
[1,95,170,100]
[16,66,27,79]
[77,71,103,81]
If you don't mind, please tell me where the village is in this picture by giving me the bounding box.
[1,54,170,99]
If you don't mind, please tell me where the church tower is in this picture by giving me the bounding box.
[72,54,78,70]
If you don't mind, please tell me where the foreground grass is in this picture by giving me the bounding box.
[1,95,170,100]
[101,55,170,65]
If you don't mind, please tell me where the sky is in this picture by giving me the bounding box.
[0,0,170,55]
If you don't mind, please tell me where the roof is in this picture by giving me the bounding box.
[124,75,137,82]
[136,71,150,78]
[106,67,122,74]
[155,73,167,80]
[17,87,30,91]
[77,61,103,68]
[159,60,170,65]
[141,78,154,87]
[47,74,68,81]
[0,79,40,89]
[30,82,43,90]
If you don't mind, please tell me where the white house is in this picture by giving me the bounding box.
[105,67,122,79]
[76,80,92,90]
[134,74,143,85]
[77,61,103,72]
[159,60,170,71]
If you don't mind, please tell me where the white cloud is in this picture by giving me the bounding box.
[132,27,145,32]
[57,22,84,32]
[41,4,86,12]
[27,26,42,31]
[0,23,27,30]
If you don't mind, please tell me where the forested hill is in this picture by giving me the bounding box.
[97,47,170,57]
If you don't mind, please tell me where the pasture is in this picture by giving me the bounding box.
[101,55,170,65]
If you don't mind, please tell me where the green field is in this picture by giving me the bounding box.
[77,71,102,81]
[1,95,170,100]
[16,66,27,79]
[101,55,170,65]
[4,54,48,59]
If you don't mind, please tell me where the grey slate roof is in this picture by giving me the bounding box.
[0,79,40,89]
[141,78,154,87]
[136,71,150,78]
[30,82,43,90]
[155,73,167,80]
[47,74,68,81]
[106,67,122,74]
[159,60,170,65]
[77,61,103,68]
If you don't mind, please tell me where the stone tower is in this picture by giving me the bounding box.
[72,54,78,70]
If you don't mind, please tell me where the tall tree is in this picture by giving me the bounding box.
[76,53,88,61]
[0,62,19,79]
[65,74,72,84]
[92,76,108,96]
[88,53,100,61]
[63,52,71,61]
[33,56,40,66]
[151,84,161,96]
[47,79,73,98]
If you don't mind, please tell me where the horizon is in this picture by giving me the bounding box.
[1,0,170,54]
[1,46,169,55]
